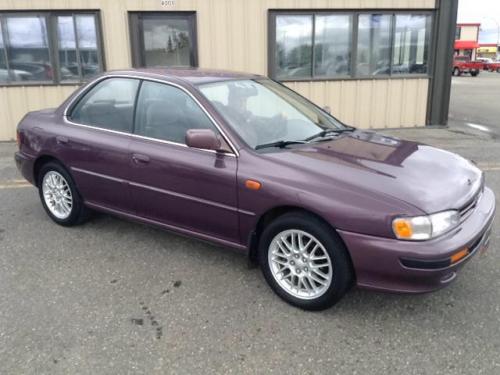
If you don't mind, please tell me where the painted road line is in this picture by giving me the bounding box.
[480,166,500,171]
[0,180,32,189]
[466,123,491,132]
[477,163,500,171]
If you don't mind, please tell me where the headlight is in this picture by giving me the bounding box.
[392,210,460,240]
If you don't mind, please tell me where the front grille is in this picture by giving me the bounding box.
[459,194,479,221]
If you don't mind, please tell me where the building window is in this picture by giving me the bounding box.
[0,19,8,81]
[314,14,352,78]
[275,15,312,80]
[269,11,433,81]
[129,12,197,68]
[455,26,461,40]
[0,12,103,85]
[56,14,102,82]
[1,15,51,83]
[392,14,432,75]
[356,14,392,76]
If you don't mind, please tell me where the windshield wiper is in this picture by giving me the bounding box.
[255,140,308,150]
[304,126,355,142]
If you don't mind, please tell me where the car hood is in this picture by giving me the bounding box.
[263,131,482,214]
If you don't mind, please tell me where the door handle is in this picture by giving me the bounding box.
[56,136,69,145]
[132,153,150,164]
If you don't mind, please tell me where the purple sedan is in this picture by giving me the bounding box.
[15,69,496,310]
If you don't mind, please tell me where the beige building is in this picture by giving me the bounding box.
[454,23,480,59]
[0,0,458,141]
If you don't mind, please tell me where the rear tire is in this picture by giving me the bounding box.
[453,67,461,76]
[471,70,478,77]
[258,211,353,310]
[38,161,90,226]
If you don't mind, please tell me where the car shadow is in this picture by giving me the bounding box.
[85,212,482,324]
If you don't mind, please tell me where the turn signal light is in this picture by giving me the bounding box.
[392,218,413,239]
[450,248,469,264]
[245,179,262,191]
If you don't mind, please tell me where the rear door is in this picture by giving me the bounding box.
[61,77,140,213]
[127,80,240,244]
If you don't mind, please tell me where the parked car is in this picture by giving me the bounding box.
[486,61,500,73]
[476,57,493,70]
[8,61,53,81]
[452,56,482,76]
[0,68,32,82]
[15,69,496,310]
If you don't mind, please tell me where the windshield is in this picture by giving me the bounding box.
[198,79,347,149]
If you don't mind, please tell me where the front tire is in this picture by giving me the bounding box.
[258,212,353,310]
[38,162,90,226]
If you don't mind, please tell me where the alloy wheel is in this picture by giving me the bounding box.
[42,171,73,220]
[268,229,333,300]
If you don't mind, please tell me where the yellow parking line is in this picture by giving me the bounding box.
[478,164,500,171]
[0,181,33,189]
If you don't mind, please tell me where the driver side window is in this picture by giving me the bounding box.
[134,81,217,144]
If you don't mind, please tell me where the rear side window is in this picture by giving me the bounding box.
[71,78,140,133]
[134,80,217,144]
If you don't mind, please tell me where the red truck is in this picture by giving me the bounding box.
[452,56,482,76]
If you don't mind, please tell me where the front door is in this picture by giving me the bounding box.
[127,80,239,244]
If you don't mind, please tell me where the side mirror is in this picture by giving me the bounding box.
[185,129,221,151]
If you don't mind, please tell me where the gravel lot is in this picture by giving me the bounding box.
[0,73,499,374]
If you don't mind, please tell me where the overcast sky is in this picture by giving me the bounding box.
[458,0,500,43]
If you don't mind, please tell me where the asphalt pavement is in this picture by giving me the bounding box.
[0,73,499,374]
[449,70,500,139]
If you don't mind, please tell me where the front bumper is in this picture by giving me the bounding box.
[338,187,496,293]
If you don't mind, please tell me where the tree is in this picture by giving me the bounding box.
[167,36,173,53]
[173,32,180,49]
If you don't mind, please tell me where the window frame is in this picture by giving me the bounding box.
[128,11,198,69]
[64,74,239,157]
[268,9,435,82]
[0,10,105,87]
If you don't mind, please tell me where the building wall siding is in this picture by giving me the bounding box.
[458,25,479,41]
[0,0,436,140]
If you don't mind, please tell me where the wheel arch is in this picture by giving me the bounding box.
[247,206,355,277]
[33,155,67,187]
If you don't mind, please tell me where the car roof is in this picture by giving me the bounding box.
[104,67,263,86]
